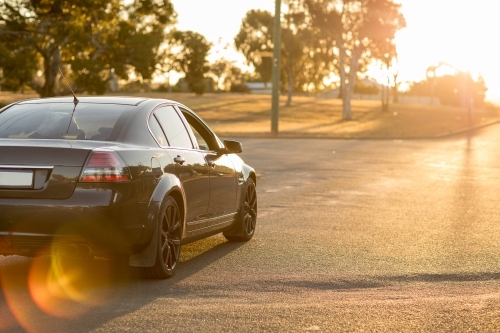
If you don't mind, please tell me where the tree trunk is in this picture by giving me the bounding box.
[385,76,390,111]
[109,69,119,92]
[381,74,390,112]
[286,63,294,106]
[341,46,361,121]
[342,88,353,120]
[39,48,61,97]
[381,80,387,112]
[392,72,399,103]
[392,84,399,103]
[337,40,346,101]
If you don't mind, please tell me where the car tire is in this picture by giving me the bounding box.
[139,197,182,279]
[224,178,257,242]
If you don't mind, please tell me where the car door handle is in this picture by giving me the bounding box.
[174,155,185,165]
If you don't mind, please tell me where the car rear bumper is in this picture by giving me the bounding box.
[0,185,150,256]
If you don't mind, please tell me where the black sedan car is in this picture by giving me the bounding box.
[0,97,257,279]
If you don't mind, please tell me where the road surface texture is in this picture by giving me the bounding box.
[1,124,500,332]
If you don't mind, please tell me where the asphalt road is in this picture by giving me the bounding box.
[1,124,500,332]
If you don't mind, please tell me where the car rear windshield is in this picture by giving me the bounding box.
[0,103,131,141]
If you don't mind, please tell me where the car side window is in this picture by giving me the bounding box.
[154,106,193,149]
[180,108,220,151]
[148,115,168,146]
[188,123,209,150]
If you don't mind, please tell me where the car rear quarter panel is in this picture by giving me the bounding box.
[229,154,256,207]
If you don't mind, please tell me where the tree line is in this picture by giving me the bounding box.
[0,0,489,120]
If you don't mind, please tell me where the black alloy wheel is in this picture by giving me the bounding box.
[224,179,257,242]
[140,197,182,279]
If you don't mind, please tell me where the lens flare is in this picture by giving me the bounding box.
[27,244,113,318]
[28,256,91,319]
[0,255,54,333]
[0,242,119,332]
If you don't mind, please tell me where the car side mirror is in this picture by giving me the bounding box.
[223,140,243,154]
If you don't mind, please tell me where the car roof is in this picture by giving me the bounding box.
[13,96,199,117]
[17,96,151,106]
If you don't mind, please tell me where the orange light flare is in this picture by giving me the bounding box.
[28,248,113,319]
[1,243,118,333]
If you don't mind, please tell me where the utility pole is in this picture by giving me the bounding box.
[271,0,282,135]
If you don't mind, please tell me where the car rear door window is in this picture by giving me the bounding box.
[187,123,209,150]
[179,108,221,152]
[154,106,193,149]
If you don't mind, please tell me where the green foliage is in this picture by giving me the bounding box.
[169,31,211,95]
[209,59,247,91]
[209,59,232,91]
[0,42,37,91]
[234,10,274,84]
[235,6,334,105]
[121,79,151,93]
[0,0,176,97]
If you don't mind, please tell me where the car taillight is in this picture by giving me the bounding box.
[79,150,131,182]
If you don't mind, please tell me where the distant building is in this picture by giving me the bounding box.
[246,82,272,95]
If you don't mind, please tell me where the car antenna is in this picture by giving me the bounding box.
[59,68,79,107]
[58,68,80,134]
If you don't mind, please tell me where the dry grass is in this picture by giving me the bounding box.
[0,91,38,105]
[2,91,499,139]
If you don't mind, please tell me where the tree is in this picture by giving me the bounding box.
[235,7,334,106]
[281,27,315,105]
[229,66,250,92]
[209,59,230,91]
[379,43,397,111]
[408,71,488,108]
[235,10,274,86]
[388,52,401,103]
[0,41,37,91]
[170,30,211,95]
[208,59,248,92]
[282,10,335,105]
[0,0,176,96]
[155,47,177,92]
[304,0,406,120]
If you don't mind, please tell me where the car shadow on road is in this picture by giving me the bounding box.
[283,280,385,291]
[0,235,244,333]
[265,272,500,295]
[384,272,500,283]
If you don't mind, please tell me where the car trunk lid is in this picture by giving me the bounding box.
[0,140,92,199]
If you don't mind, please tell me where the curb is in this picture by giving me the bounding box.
[432,118,500,138]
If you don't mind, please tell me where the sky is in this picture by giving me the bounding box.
[170,0,500,104]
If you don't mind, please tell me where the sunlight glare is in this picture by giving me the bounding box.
[396,0,500,103]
